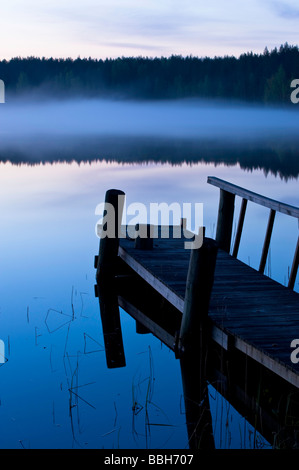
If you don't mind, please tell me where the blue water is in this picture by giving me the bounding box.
[1,93,299,450]
[0,156,297,448]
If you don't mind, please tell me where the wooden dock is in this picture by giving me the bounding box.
[118,228,299,387]
[95,178,299,390]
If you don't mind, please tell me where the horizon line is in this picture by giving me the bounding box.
[0,42,298,63]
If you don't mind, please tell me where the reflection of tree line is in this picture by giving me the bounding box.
[1,43,299,104]
[1,137,299,180]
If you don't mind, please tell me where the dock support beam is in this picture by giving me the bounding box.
[215,189,235,253]
[178,238,218,356]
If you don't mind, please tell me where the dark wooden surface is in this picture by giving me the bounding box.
[118,227,299,387]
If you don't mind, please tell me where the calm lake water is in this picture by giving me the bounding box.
[0,99,298,449]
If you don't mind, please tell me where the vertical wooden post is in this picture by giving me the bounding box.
[136,320,150,334]
[178,238,218,355]
[134,223,154,250]
[215,189,235,253]
[96,282,126,369]
[288,236,299,290]
[180,355,215,449]
[259,209,276,274]
[232,198,247,258]
[96,189,125,283]
[95,189,126,369]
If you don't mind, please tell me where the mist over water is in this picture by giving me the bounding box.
[1,97,299,140]
[1,97,299,178]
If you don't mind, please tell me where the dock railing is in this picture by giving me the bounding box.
[207,176,299,290]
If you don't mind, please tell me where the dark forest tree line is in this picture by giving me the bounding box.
[0,43,298,104]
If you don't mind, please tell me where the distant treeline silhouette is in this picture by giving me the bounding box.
[0,43,298,104]
[1,135,299,179]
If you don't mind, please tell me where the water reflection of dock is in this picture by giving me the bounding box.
[95,178,299,448]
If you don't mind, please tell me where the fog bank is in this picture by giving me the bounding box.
[1,98,298,143]
[1,98,299,179]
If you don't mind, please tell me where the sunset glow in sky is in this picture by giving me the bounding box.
[1,0,299,60]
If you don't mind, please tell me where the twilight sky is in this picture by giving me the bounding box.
[0,0,299,60]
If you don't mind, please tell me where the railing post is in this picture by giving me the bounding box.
[288,236,299,290]
[232,198,247,258]
[215,189,235,253]
[178,238,218,355]
[259,209,276,274]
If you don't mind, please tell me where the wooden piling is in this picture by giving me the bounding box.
[97,282,126,369]
[215,189,235,253]
[136,320,150,334]
[180,354,215,449]
[95,189,126,368]
[96,189,125,283]
[134,223,154,250]
[178,237,218,355]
